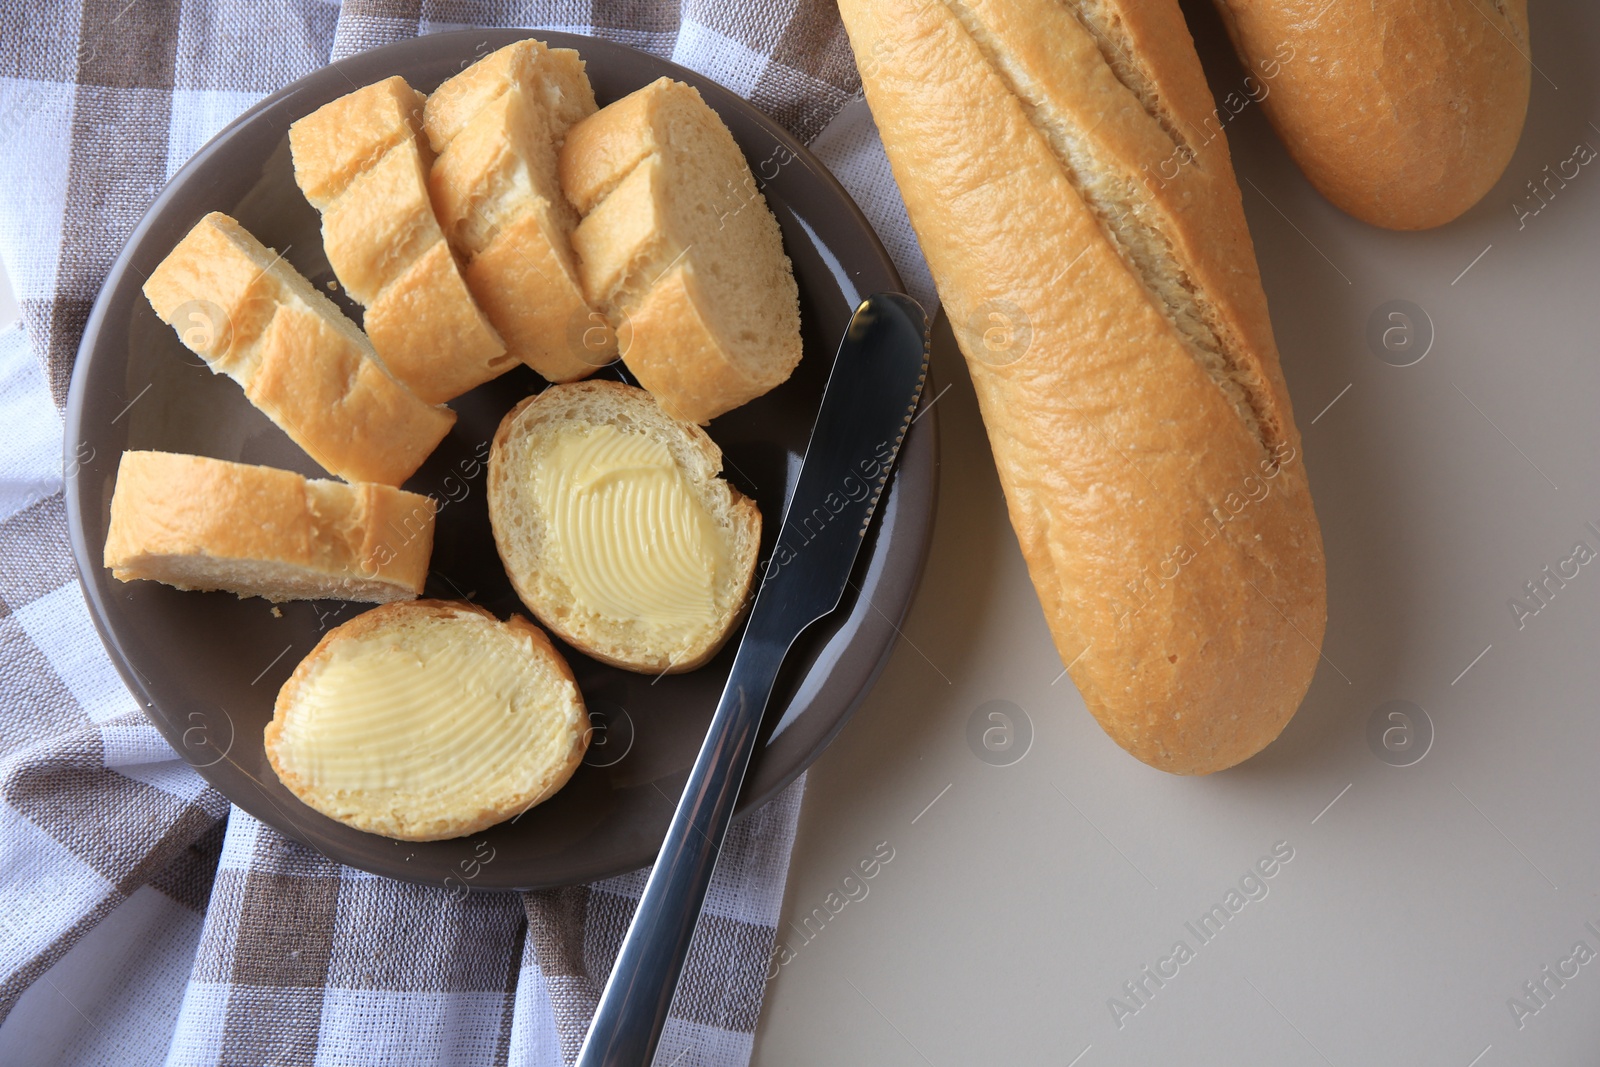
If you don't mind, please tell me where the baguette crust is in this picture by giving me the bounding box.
[142,212,455,487]
[425,41,605,384]
[289,77,509,404]
[288,76,423,210]
[104,451,434,602]
[266,600,588,841]
[560,78,802,424]
[424,42,594,153]
[840,0,1327,774]
[1212,0,1531,230]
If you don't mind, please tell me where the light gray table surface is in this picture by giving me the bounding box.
[753,5,1600,1066]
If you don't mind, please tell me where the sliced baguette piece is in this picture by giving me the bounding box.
[141,212,455,487]
[265,600,588,841]
[425,40,608,383]
[488,380,761,673]
[104,451,435,602]
[838,0,1327,774]
[289,76,510,404]
[559,78,802,424]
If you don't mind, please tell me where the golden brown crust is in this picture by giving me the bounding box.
[103,451,434,600]
[425,41,604,384]
[560,78,802,424]
[558,84,658,216]
[290,79,508,404]
[141,214,275,373]
[361,240,515,404]
[141,212,455,487]
[613,263,764,426]
[319,138,439,306]
[1211,0,1530,230]
[265,600,589,841]
[462,213,601,383]
[248,305,456,486]
[288,77,426,209]
[839,0,1327,774]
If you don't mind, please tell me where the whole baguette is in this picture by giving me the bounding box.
[1211,0,1531,230]
[839,0,1327,774]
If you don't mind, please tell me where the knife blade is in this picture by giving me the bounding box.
[575,291,929,1067]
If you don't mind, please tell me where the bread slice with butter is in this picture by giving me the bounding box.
[424,40,609,383]
[289,76,510,404]
[559,78,802,424]
[488,380,761,673]
[142,212,456,487]
[104,451,435,602]
[266,600,588,841]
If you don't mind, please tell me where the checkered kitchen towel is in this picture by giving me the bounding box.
[0,1,933,1064]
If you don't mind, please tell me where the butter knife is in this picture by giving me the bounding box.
[575,291,930,1067]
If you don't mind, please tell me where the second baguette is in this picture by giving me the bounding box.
[1211,0,1531,230]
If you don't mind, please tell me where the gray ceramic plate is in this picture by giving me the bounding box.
[63,29,937,891]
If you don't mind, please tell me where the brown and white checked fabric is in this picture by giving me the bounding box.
[0,1,935,1063]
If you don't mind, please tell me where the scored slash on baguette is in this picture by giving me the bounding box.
[104,451,436,603]
[289,76,510,405]
[266,600,588,841]
[487,380,761,674]
[141,212,455,488]
[559,78,803,424]
[425,40,610,384]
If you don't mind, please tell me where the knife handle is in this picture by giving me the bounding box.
[575,623,791,1067]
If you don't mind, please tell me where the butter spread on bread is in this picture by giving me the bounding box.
[424,40,609,383]
[560,78,802,424]
[489,380,760,674]
[532,423,730,629]
[104,450,435,603]
[289,76,509,404]
[839,0,1327,774]
[266,600,587,841]
[142,212,455,487]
